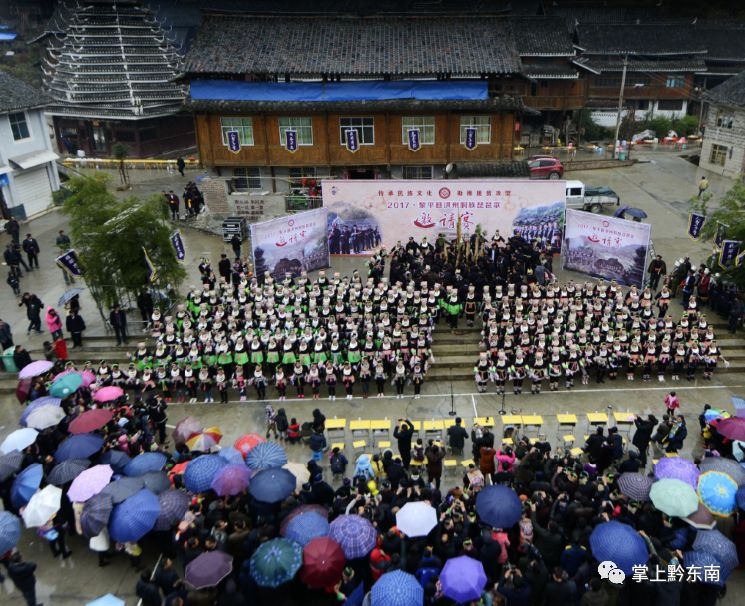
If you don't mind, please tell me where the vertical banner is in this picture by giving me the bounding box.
[465,126,478,150]
[719,240,741,268]
[55,249,84,276]
[736,250,745,267]
[345,129,359,153]
[285,130,298,153]
[170,230,186,262]
[687,212,705,240]
[407,128,421,151]
[563,209,651,288]
[143,248,158,284]
[249,207,330,279]
[226,130,240,154]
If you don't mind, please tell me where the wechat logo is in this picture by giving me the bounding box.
[598,561,626,585]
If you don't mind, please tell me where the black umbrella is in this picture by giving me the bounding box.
[80,492,114,538]
[47,458,91,486]
[142,471,170,495]
[154,490,190,531]
[99,476,144,504]
[0,450,23,482]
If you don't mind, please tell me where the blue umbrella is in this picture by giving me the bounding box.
[737,486,745,511]
[210,464,251,496]
[698,470,738,517]
[100,450,131,473]
[246,442,288,470]
[328,514,377,559]
[249,538,303,588]
[49,372,83,398]
[154,490,190,531]
[217,447,245,466]
[109,489,160,543]
[47,458,91,486]
[124,452,167,477]
[440,555,487,604]
[54,433,104,462]
[142,471,170,495]
[11,463,43,509]
[248,468,296,504]
[285,511,329,547]
[475,485,522,529]
[0,450,24,482]
[590,521,649,575]
[183,455,227,494]
[0,511,22,554]
[58,287,85,307]
[86,595,125,606]
[80,493,114,538]
[692,529,739,575]
[371,570,423,606]
[100,476,145,504]
[20,396,61,426]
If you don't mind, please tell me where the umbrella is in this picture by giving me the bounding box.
[246,442,288,470]
[142,471,170,495]
[68,465,114,502]
[22,485,62,527]
[475,485,522,529]
[49,372,83,398]
[590,521,649,575]
[300,536,345,588]
[185,432,219,452]
[614,206,647,219]
[0,450,24,482]
[280,504,329,536]
[81,493,114,538]
[693,529,739,574]
[186,551,233,589]
[100,476,145,504]
[183,455,227,493]
[0,511,22,555]
[47,458,91,486]
[86,595,125,606]
[650,478,699,517]
[18,360,54,380]
[25,405,66,430]
[654,457,700,488]
[11,463,43,509]
[618,472,654,501]
[54,369,95,387]
[440,555,488,604]
[217,447,245,466]
[283,462,310,491]
[203,426,223,443]
[698,470,738,517]
[738,486,745,511]
[55,433,104,461]
[396,501,438,538]
[16,378,31,405]
[286,511,329,547]
[733,441,745,463]
[69,409,114,434]
[1,427,38,454]
[682,551,727,585]
[699,457,745,486]
[100,450,131,473]
[124,452,167,477]
[168,461,189,482]
[704,409,730,423]
[370,570,423,606]
[154,489,190,531]
[328,515,377,559]
[58,287,84,306]
[109,488,160,543]
[210,464,251,496]
[173,417,202,444]
[250,538,303,588]
[20,396,61,426]
[682,502,717,531]
[248,468,296,504]
[715,417,745,442]
[93,386,124,403]
[234,433,266,458]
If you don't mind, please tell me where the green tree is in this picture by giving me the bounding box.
[690,177,745,288]
[62,174,186,308]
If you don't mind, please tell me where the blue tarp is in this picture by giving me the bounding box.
[0,32,17,41]
[190,79,488,102]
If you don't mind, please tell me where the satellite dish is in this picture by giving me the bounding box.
[445,163,454,174]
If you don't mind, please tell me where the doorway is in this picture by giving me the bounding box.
[349,168,375,179]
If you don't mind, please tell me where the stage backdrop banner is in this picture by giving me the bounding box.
[321,179,566,255]
[563,208,651,287]
[250,208,330,279]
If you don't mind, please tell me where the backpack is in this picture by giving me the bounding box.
[412,445,425,462]
[330,453,345,474]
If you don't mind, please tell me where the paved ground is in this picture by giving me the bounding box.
[1,152,743,604]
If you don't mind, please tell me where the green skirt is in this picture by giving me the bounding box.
[203,354,217,367]
[235,352,250,365]
[266,351,280,363]
[331,351,344,365]
[299,353,312,367]
[313,351,327,365]
[249,352,263,364]
[217,352,233,365]
[282,352,296,365]
[348,350,362,364]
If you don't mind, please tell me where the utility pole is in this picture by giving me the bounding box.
[612,54,629,159]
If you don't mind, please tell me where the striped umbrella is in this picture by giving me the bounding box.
[47,458,91,487]
[154,490,190,531]
[618,472,654,501]
[329,515,377,559]
[185,432,219,452]
[246,442,288,470]
[217,447,245,466]
[172,417,202,444]
[371,570,423,606]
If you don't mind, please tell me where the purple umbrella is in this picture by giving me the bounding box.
[154,490,190,531]
[440,555,488,604]
[618,472,654,501]
[210,464,251,496]
[329,515,377,559]
[18,360,54,380]
[67,465,113,502]
[654,457,700,488]
[19,397,61,427]
[80,493,113,538]
[108,489,160,543]
[185,551,233,589]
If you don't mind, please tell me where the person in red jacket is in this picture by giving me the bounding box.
[54,337,69,361]
[369,540,391,581]
[287,418,300,444]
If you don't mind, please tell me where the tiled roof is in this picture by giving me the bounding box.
[184,15,521,77]
[705,70,745,109]
[0,70,53,113]
[522,64,579,79]
[583,57,707,73]
[510,17,575,56]
[576,23,707,56]
[692,26,745,61]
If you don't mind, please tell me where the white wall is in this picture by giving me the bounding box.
[699,104,745,177]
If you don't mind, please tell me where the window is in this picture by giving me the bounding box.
[401,116,435,145]
[232,167,262,192]
[289,167,316,193]
[459,116,491,145]
[716,111,734,128]
[339,117,374,145]
[402,166,433,180]
[665,75,685,88]
[220,117,254,147]
[8,112,30,141]
[709,144,728,167]
[278,117,313,146]
[657,100,684,111]
[595,77,622,88]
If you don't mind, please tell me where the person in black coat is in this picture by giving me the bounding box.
[8,552,39,606]
[447,417,469,455]
[109,304,128,345]
[19,292,43,334]
[154,558,180,596]
[218,254,232,281]
[136,569,162,606]
[632,414,657,466]
[137,290,154,324]
[22,234,40,269]
[394,418,415,468]
[65,311,86,347]
[13,345,32,370]
[230,234,242,259]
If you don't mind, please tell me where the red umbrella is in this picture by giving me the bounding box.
[715,417,745,442]
[300,537,345,588]
[69,409,114,434]
[16,378,31,404]
[234,433,266,458]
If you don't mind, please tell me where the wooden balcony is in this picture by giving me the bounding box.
[523,96,586,111]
